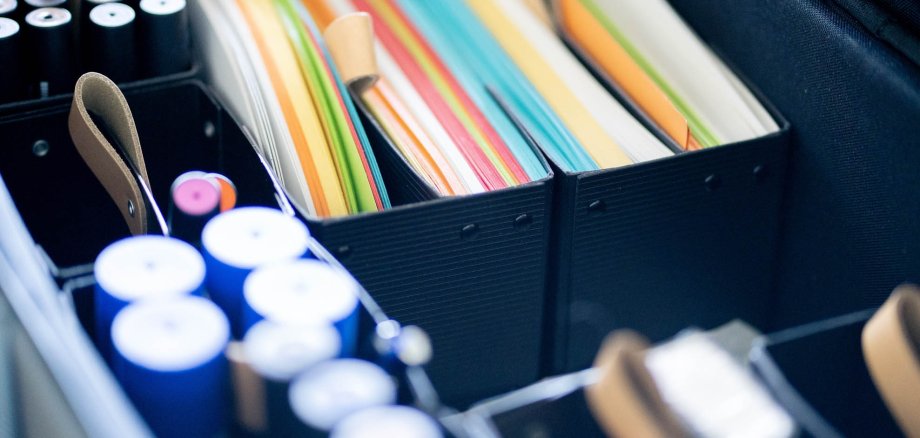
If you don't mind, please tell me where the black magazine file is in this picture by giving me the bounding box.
[295,102,555,406]
[546,56,792,372]
[667,0,920,336]
[750,309,900,437]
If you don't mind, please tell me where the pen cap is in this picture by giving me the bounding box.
[169,171,221,246]
[94,235,205,361]
[243,320,341,382]
[24,7,74,95]
[112,296,230,438]
[243,259,360,356]
[83,2,137,83]
[0,1,15,18]
[289,359,397,433]
[138,0,190,77]
[331,406,443,438]
[0,18,23,104]
[201,207,310,338]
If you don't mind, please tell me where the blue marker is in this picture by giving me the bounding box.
[242,259,360,356]
[112,296,230,438]
[332,406,443,438]
[201,207,310,338]
[94,235,205,361]
[288,359,397,435]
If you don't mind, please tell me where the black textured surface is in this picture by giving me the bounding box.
[668,0,920,331]
[551,128,790,372]
[0,80,280,266]
[752,310,900,437]
[307,178,553,406]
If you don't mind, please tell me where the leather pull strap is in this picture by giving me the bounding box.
[68,72,150,235]
[863,284,920,438]
[586,330,689,438]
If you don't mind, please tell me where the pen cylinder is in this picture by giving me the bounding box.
[331,406,443,438]
[239,321,341,435]
[83,2,136,83]
[243,259,360,356]
[168,171,220,247]
[24,7,75,96]
[201,207,311,339]
[289,359,397,435]
[0,18,24,104]
[112,296,230,438]
[0,0,16,18]
[138,0,189,77]
[94,236,205,362]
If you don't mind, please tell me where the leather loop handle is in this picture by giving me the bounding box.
[68,73,150,235]
[863,284,920,438]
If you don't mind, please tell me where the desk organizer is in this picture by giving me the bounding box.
[546,64,791,372]
[0,80,447,435]
[300,107,555,406]
[750,309,901,437]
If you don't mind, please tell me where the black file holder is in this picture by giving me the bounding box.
[297,104,556,406]
[545,58,792,372]
[750,309,901,437]
[0,80,449,433]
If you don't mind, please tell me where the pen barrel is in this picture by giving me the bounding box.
[24,7,74,96]
[0,18,24,104]
[112,297,230,438]
[82,2,136,82]
[138,0,189,77]
[242,259,360,356]
[94,236,205,362]
[0,0,16,18]
[201,207,311,339]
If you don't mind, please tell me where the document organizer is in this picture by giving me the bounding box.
[0,81,447,435]
[546,59,792,372]
[750,309,900,437]
[295,103,556,407]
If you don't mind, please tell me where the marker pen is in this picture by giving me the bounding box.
[168,171,220,247]
[289,359,397,435]
[138,0,189,77]
[112,296,230,438]
[0,17,23,104]
[332,406,443,438]
[24,7,74,96]
[243,259,360,356]
[83,2,136,83]
[201,207,310,338]
[94,235,205,361]
[237,320,341,435]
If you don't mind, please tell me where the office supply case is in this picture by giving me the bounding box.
[546,46,792,372]
[750,309,900,437]
[0,81,444,435]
